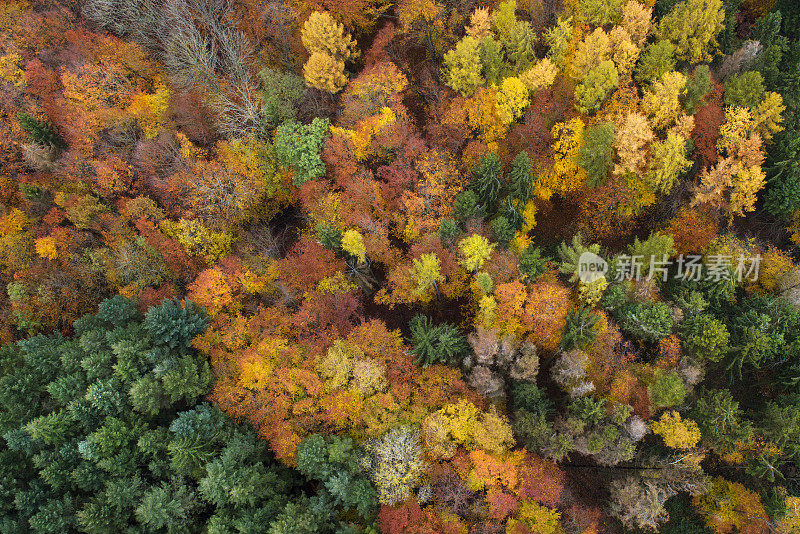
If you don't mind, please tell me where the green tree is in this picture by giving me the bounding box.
[648,370,687,410]
[690,389,753,454]
[274,118,330,186]
[443,36,484,96]
[724,71,766,109]
[681,314,730,362]
[635,40,677,87]
[407,315,469,366]
[575,60,620,114]
[655,0,725,63]
[683,64,713,114]
[579,123,616,187]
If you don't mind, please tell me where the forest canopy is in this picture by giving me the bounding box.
[1,0,800,532]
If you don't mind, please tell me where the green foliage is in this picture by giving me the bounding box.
[724,71,766,109]
[274,118,330,186]
[557,233,601,283]
[17,112,66,149]
[471,152,503,216]
[683,65,713,114]
[628,232,677,278]
[144,298,208,353]
[505,21,538,71]
[519,244,550,283]
[617,301,673,342]
[648,370,687,410]
[259,68,306,127]
[296,434,377,518]
[0,297,320,533]
[490,216,514,246]
[407,315,469,367]
[680,314,730,362]
[579,123,616,187]
[561,307,599,351]
[635,41,677,87]
[438,218,460,244]
[478,37,505,85]
[454,190,480,222]
[690,389,753,455]
[575,60,619,114]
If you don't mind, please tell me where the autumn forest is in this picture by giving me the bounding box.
[1,0,800,532]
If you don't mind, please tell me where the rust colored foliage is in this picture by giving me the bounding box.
[664,206,720,255]
[691,87,725,168]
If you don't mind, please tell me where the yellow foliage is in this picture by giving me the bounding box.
[127,84,171,138]
[301,11,359,60]
[34,236,58,260]
[752,91,785,142]
[318,271,358,294]
[537,118,586,199]
[507,501,563,534]
[477,295,498,328]
[519,58,559,92]
[161,218,234,265]
[459,234,496,271]
[303,52,348,93]
[342,228,367,262]
[496,77,530,125]
[642,71,686,129]
[0,52,25,87]
[780,496,800,534]
[650,411,701,450]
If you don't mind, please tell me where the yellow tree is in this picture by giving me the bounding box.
[301,11,359,92]
[650,411,701,450]
[642,71,687,129]
[655,0,724,64]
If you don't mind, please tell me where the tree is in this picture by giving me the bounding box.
[303,52,348,93]
[408,315,469,366]
[724,71,766,109]
[579,0,624,26]
[680,314,730,361]
[642,71,687,129]
[301,11,359,59]
[575,60,620,114]
[0,297,312,533]
[690,389,753,455]
[301,12,359,93]
[496,77,529,125]
[443,37,484,96]
[459,234,495,272]
[647,132,692,193]
[579,123,616,186]
[557,233,601,283]
[617,301,673,342]
[573,28,612,81]
[365,427,424,506]
[648,370,687,410]
[650,411,701,449]
[410,253,444,303]
[693,477,769,534]
[274,117,330,185]
[655,0,725,64]
[683,64,713,114]
[635,41,677,87]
